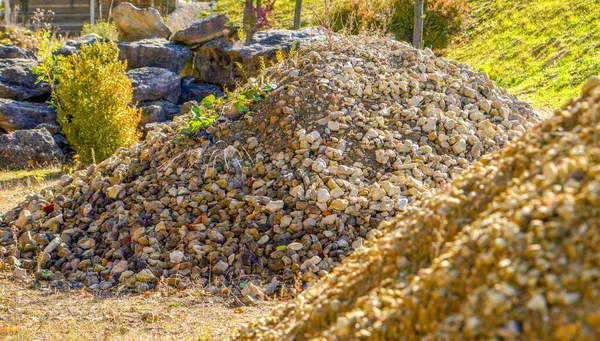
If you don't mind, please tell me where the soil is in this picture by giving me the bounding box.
[0,274,277,341]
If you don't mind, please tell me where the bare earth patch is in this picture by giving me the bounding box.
[0,275,277,340]
[0,168,63,215]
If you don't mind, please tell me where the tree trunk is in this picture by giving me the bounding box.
[243,0,254,42]
[256,0,261,10]
[4,0,10,25]
[413,0,424,49]
[293,0,302,30]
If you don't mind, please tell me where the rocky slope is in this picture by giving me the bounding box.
[0,35,539,295]
[234,77,600,340]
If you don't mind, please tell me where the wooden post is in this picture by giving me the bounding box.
[293,0,302,30]
[243,0,254,42]
[90,0,95,26]
[413,0,424,49]
[256,0,261,10]
[4,0,10,25]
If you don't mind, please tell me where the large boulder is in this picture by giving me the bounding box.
[0,99,57,132]
[0,59,51,102]
[171,14,230,46]
[178,77,224,104]
[113,2,172,42]
[138,100,180,125]
[128,67,181,103]
[57,37,193,76]
[194,28,323,88]
[0,45,36,59]
[118,39,193,76]
[55,34,108,56]
[0,128,64,170]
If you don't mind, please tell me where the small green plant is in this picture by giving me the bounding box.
[174,83,278,144]
[235,61,250,80]
[33,34,141,164]
[199,10,210,19]
[173,95,221,144]
[81,21,119,40]
[237,27,247,43]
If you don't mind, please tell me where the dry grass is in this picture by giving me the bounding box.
[0,167,63,215]
[0,275,277,340]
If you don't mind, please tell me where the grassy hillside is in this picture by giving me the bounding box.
[448,0,600,110]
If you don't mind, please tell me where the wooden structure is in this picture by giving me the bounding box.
[4,0,176,35]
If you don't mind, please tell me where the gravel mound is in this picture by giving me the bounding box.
[234,77,600,340]
[1,35,539,294]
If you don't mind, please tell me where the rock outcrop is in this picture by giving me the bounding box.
[194,28,324,87]
[0,58,50,102]
[178,77,224,104]
[0,99,57,132]
[117,39,193,76]
[0,128,64,169]
[112,2,172,42]
[128,67,181,103]
[0,45,36,59]
[171,14,230,46]
[138,100,180,125]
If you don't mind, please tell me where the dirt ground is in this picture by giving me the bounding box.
[0,168,277,341]
[0,274,277,341]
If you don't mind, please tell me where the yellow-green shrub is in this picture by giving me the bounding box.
[50,41,141,163]
[81,21,119,40]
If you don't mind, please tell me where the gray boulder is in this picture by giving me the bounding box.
[138,100,180,125]
[0,99,57,133]
[58,37,193,76]
[178,77,224,104]
[0,128,64,170]
[171,14,230,46]
[128,67,181,103]
[0,59,51,101]
[0,45,35,59]
[118,39,193,76]
[113,2,172,42]
[194,28,323,88]
[55,34,108,56]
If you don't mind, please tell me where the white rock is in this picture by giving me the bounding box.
[317,188,331,203]
[327,121,340,132]
[170,250,184,263]
[526,294,547,311]
[288,242,303,251]
[452,139,468,154]
[111,260,128,274]
[322,214,337,225]
[370,188,386,201]
[266,200,285,212]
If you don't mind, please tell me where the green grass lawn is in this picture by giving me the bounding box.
[448,0,600,110]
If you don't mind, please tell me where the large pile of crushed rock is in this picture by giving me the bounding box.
[234,78,600,340]
[0,35,539,294]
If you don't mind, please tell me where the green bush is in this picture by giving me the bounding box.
[81,21,119,40]
[392,0,469,49]
[42,40,141,164]
[331,0,470,49]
